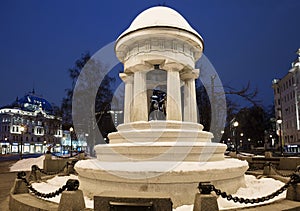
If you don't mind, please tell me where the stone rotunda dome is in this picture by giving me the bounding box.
[115,6,204,66]
[118,6,203,41]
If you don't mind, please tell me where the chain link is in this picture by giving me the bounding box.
[212,183,290,204]
[32,159,78,175]
[265,162,299,178]
[18,171,68,198]
[199,172,300,205]
[32,164,67,175]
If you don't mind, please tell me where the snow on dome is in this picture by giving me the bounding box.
[119,6,202,40]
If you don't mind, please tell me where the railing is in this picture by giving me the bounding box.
[17,171,79,199]
[199,174,297,204]
[264,161,300,177]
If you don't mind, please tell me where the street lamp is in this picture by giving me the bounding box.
[20,126,25,159]
[84,133,89,153]
[4,137,8,154]
[69,127,74,156]
[240,133,244,150]
[233,121,239,153]
[276,119,283,155]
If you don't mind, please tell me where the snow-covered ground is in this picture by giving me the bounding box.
[10,155,286,210]
[10,155,44,172]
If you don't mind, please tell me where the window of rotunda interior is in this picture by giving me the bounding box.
[146,68,167,120]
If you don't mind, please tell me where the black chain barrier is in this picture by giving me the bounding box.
[198,173,300,204]
[247,165,260,171]
[264,162,300,178]
[17,171,79,198]
[31,159,78,176]
[31,164,64,175]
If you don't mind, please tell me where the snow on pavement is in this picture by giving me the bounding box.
[10,155,44,172]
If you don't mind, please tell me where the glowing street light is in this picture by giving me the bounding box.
[69,127,74,156]
[233,121,239,153]
[276,118,283,155]
[233,121,239,127]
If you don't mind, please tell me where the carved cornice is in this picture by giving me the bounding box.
[120,37,197,63]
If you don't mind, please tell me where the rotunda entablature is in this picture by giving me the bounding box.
[116,28,203,72]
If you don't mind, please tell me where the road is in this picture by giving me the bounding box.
[0,153,43,161]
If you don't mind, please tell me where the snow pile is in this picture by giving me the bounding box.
[10,155,44,172]
[174,175,286,211]
[218,175,286,210]
[31,175,94,209]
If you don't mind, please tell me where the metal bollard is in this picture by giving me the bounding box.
[193,182,219,211]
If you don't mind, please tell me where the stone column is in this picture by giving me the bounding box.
[119,73,133,124]
[132,71,148,122]
[166,69,182,121]
[182,69,199,123]
[184,78,197,123]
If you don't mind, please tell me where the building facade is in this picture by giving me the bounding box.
[272,49,300,153]
[0,92,62,154]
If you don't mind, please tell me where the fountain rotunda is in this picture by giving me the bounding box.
[75,6,248,207]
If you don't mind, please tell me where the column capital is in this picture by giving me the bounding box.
[180,69,199,81]
[161,62,184,72]
[124,60,153,73]
[119,73,133,83]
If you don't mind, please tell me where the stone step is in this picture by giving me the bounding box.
[9,193,58,211]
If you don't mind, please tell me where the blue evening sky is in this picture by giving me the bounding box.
[0,0,299,108]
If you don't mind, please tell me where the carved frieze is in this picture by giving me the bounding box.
[122,38,196,62]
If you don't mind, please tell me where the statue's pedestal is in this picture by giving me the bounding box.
[75,121,248,208]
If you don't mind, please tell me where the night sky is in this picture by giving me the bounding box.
[0,0,299,108]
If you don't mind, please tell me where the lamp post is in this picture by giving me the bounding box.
[4,137,7,154]
[69,127,74,156]
[20,126,25,160]
[85,133,89,153]
[276,119,283,155]
[233,121,239,153]
[240,133,244,150]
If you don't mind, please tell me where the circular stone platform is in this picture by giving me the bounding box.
[76,121,248,208]
[75,159,248,208]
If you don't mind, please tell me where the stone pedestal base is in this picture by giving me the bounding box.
[193,193,219,211]
[75,159,248,208]
[78,121,248,208]
[263,165,276,175]
[58,190,85,211]
[11,179,29,194]
[287,183,300,201]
